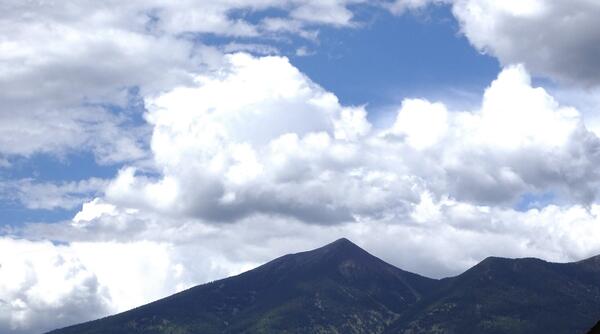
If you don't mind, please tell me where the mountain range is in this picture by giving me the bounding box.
[48,238,600,333]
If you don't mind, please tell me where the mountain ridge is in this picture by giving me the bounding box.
[48,238,600,334]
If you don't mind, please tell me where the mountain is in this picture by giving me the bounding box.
[48,239,600,334]
[589,320,600,334]
[48,238,437,334]
[385,255,600,334]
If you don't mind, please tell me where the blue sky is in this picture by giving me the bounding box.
[3,1,600,333]
[290,6,499,110]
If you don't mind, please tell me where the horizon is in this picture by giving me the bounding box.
[3,1,600,333]
[213,237,600,282]
[206,237,600,281]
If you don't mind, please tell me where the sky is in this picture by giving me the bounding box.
[2,0,600,332]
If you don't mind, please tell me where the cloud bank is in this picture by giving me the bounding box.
[105,55,600,223]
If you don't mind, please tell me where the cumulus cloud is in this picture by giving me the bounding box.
[104,53,377,224]
[390,99,448,149]
[0,239,109,334]
[386,0,600,86]
[4,0,598,164]
[451,0,600,86]
[5,207,340,333]
[0,236,254,334]
[98,56,600,227]
[0,0,368,162]
[0,2,204,162]
[438,65,600,205]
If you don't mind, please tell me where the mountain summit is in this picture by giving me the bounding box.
[49,239,600,334]
[49,238,436,334]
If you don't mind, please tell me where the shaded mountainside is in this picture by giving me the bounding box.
[589,320,600,334]
[48,239,600,334]
[385,255,600,334]
[48,238,437,334]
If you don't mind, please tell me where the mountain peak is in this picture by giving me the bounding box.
[307,237,374,265]
[332,237,353,245]
[322,237,360,251]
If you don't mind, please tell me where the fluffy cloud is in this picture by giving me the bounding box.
[390,99,448,149]
[451,0,600,85]
[386,0,600,86]
[438,65,600,205]
[0,236,251,334]
[100,55,600,227]
[0,239,109,334]
[104,53,377,224]
[0,0,368,163]
[0,2,204,162]
[4,0,599,163]
[1,216,326,333]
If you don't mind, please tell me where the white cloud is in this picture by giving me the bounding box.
[0,4,204,162]
[4,0,597,165]
[390,99,448,149]
[0,0,368,162]
[386,0,450,14]
[451,0,600,86]
[102,53,380,224]
[0,178,108,211]
[387,0,600,86]
[542,84,600,140]
[289,0,357,26]
[0,239,110,334]
[475,65,580,148]
[221,42,280,56]
[0,225,297,333]
[100,56,600,226]
[72,199,117,226]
